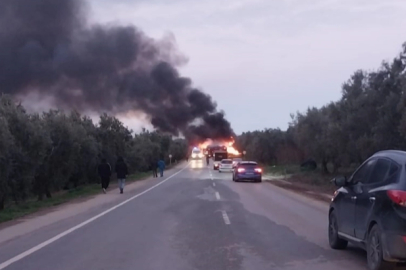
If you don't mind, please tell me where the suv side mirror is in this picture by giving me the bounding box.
[332,176,347,187]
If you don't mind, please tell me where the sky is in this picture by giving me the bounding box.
[88,0,406,134]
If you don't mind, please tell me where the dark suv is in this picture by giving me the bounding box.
[329,150,406,270]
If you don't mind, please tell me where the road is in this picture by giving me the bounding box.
[0,159,369,270]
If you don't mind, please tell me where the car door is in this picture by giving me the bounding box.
[338,159,376,237]
[354,158,397,240]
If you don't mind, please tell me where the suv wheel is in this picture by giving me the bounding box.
[257,177,262,183]
[367,225,396,270]
[328,211,348,249]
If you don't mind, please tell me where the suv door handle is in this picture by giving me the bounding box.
[351,196,357,200]
[369,197,376,202]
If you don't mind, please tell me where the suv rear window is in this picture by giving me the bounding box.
[239,163,258,167]
[221,160,232,164]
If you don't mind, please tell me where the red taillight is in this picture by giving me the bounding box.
[255,168,262,173]
[387,190,406,207]
[237,168,245,173]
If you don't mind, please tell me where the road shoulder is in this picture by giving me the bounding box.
[264,174,333,204]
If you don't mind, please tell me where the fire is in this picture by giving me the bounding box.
[226,139,241,156]
[198,139,213,150]
[197,138,241,156]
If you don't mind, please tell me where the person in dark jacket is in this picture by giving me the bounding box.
[115,157,128,194]
[157,159,166,177]
[98,158,111,194]
[150,160,158,178]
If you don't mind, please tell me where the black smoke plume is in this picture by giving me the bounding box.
[0,0,234,141]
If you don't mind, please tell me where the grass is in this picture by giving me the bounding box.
[264,164,358,194]
[0,171,151,224]
[265,164,301,176]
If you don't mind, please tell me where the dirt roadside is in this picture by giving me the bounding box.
[264,175,334,204]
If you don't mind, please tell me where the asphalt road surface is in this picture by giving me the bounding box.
[0,159,370,270]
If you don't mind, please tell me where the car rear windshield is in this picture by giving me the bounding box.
[221,160,232,164]
[239,163,258,167]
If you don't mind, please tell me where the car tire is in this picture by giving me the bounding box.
[257,177,262,183]
[328,211,348,250]
[367,225,396,270]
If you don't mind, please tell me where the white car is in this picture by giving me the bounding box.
[219,159,233,172]
[191,149,203,159]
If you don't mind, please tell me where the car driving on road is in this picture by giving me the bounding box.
[232,161,262,182]
[191,148,203,160]
[329,150,406,270]
[219,159,233,172]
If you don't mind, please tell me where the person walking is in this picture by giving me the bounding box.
[115,156,128,194]
[158,158,166,177]
[150,159,158,178]
[98,158,111,194]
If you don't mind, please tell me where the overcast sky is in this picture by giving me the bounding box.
[88,0,406,134]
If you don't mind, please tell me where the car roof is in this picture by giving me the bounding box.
[221,159,232,161]
[372,150,406,164]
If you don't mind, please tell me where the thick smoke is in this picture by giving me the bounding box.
[0,0,234,141]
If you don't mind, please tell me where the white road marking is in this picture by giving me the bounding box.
[0,165,189,270]
[213,183,216,187]
[215,192,220,200]
[221,210,231,225]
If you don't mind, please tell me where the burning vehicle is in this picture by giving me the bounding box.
[196,138,242,169]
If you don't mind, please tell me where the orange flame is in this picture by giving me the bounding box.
[198,139,212,150]
[197,138,241,156]
[226,139,241,156]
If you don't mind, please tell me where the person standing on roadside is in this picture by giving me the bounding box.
[98,158,111,194]
[115,156,128,194]
[158,158,166,177]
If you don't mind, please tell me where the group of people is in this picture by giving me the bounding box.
[149,159,166,178]
[97,157,128,194]
[97,157,167,194]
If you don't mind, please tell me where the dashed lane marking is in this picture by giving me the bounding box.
[221,210,231,225]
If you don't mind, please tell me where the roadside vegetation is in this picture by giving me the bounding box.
[0,171,153,223]
[0,99,188,218]
[237,42,406,189]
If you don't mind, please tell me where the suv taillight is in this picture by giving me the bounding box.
[237,168,245,173]
[387,190,406,207]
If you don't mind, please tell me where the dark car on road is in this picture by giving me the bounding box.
[232,161,262,182]
[329,150,406,270]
